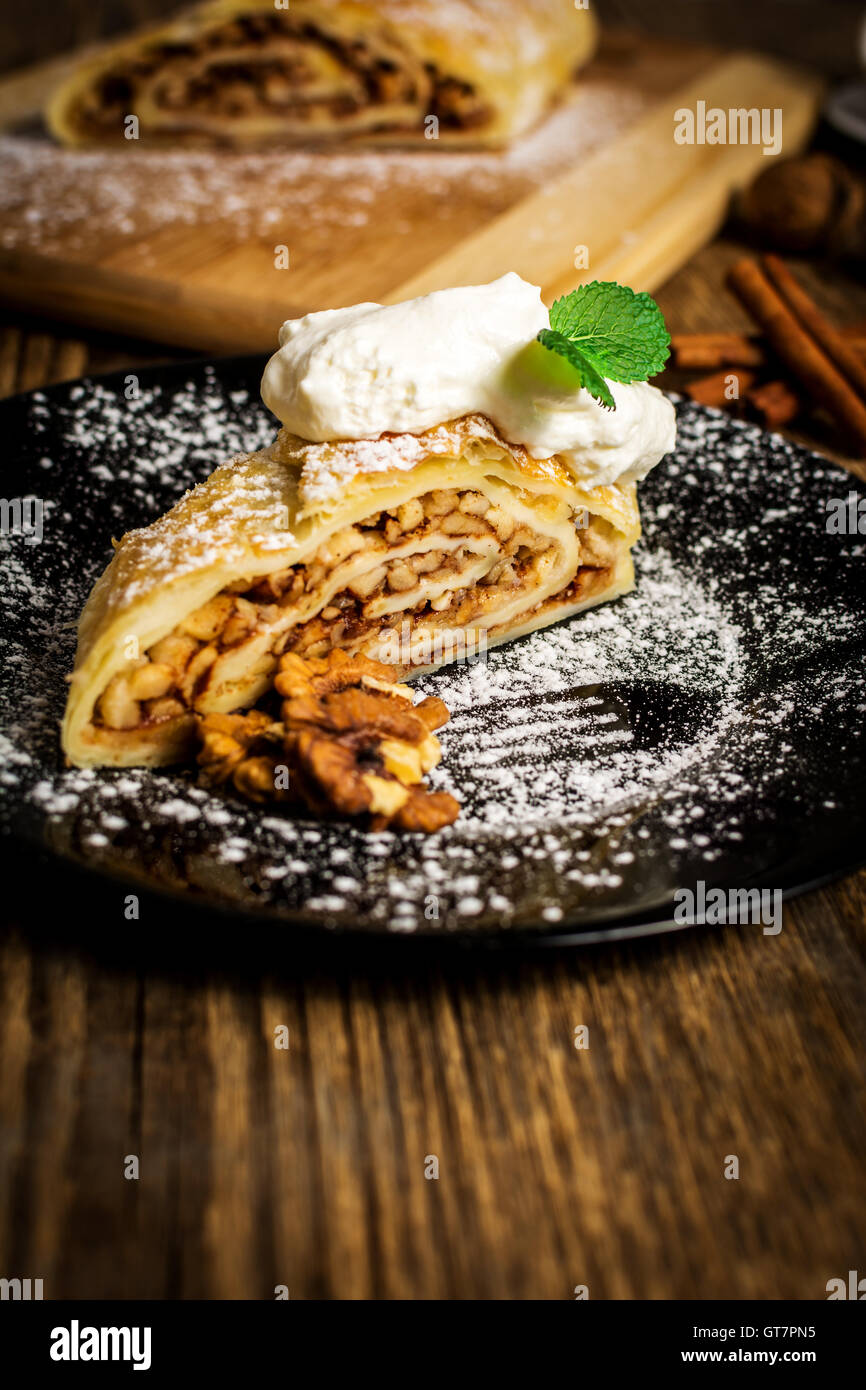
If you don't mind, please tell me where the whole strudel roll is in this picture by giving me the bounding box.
[62,275,675,768]
[46,0,598,150]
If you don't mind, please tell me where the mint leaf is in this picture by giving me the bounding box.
[536,330,616,409]
[537,281,670,409]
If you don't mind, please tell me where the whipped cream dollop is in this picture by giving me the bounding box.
[261,273,676,489]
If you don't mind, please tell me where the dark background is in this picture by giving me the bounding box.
[1,0,863,76]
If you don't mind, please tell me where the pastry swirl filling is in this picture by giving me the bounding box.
[55,7,490,146]
[47,1,599,150]
[63,403,643,772]
[92,482,618,736]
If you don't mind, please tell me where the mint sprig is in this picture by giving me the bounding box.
[536,281,671,410]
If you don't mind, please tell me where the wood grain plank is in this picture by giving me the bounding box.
[53,964,141,1298]
[388,55,822,304]
[261,976,325,1300]
[134,971,213,1298]
[0,326,23,396]
[0,932,32,1272]
[17,332,54,394]
[299,974,377,1298]
[4,950,87,1294]
[342,975,417,1299]
[0,42,816,353]
[368,974,458,1298]
[0,249,286,355]
[1,873,865,1299]
[203,979,275,1299]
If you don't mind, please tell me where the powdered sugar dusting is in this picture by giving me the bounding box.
[0,86,646,260]
[29,367,275,517]
[293,414,526,509]
[1,370,864,937]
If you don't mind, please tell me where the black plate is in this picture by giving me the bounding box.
[1,358,864,943]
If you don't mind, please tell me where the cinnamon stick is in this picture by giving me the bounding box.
[671,326,866,371]
[685,369,757,408]
[745,379,801,430]
[671,332,766,371]
[761,253,866,403]
[726,258,866,455]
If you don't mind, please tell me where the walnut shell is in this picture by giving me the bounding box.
[736,154,866,258]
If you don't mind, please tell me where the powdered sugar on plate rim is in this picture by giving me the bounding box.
[1,364,864,938]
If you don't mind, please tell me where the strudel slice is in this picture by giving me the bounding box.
[62,417,639,768]
[47,0,597,150]
[62,274,674,770]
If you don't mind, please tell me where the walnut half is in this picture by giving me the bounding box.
[196,650,459,833]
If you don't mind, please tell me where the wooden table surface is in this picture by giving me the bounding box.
[2,237,865,1302]
[2,4,866,1302]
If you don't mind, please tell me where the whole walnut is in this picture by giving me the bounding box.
[736,154,866,260]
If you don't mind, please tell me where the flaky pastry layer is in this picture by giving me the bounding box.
[47,0,597,150]
[62,415,640,768]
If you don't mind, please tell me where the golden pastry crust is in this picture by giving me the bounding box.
[62,414,640,769]
[46,0,597,150]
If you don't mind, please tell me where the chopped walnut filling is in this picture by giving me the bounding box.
[197,650,459,833]
[95,487,611,732]
[75,11,491,139]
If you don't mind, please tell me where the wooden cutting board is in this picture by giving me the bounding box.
[0,33,822,354]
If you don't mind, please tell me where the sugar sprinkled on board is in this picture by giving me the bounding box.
[0,86,647,258]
